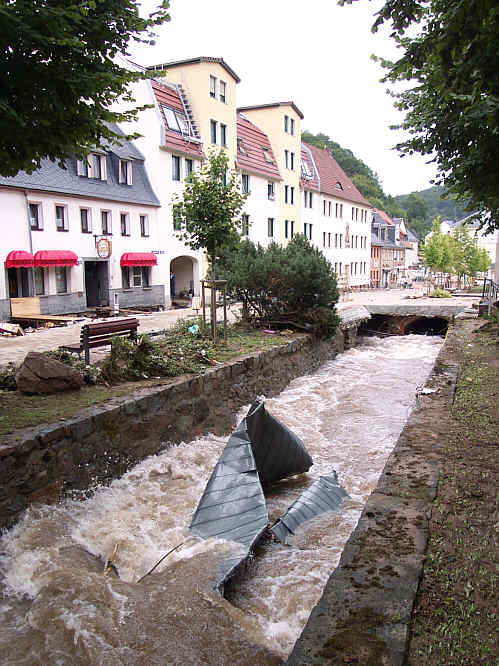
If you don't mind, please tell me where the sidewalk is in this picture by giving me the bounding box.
[0,307,207,366]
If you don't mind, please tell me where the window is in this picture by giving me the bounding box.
[185,158,193,182]
[220,80,226,103]
[268,218,274,238]
[163,106,191,136]
[339,203,343,218]
[77,153,106,179]
[285,220,295,239]
[220,123,227,147]
[241,214,249,236]
[238,138,247,155]
[335,233,338,248]
[301,160,312,178]
[304,191,312,208]
[290,152,295,170]
[285,219,289,239]
[285,150,289,169]
[172,155,181,181]
[119,160,132,185]
[290,187,295,205]
[241,174,250,194]
[290,220,295,238]
[284,115,289,133]
[121,266,130,289]
[303,223,312,240]
[285,185,289,203]
[131,265,151,287]
[328,232,331,248]
[328,201,332,217]
[335,181,343,190]
[80,208,91,233]
[92,153,104,180]
[323,232,326,247]
[55,267,67,294]
[323,200,327,215]
[55,205,68,231]
[262,147,273,164]
[340,233,343,248]
[34,267,45,296]
[120,212,130,236]
[290,118,295,135]
[210,75,217,99]
[334,263,338,275]
[267,182,275,200]
[140,214,149,237]
[339,262,342,274]
[210,120,217,144]
[29,203,42,230]
[101,210,111,235]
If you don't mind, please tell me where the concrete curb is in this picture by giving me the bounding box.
[287,324,467,665]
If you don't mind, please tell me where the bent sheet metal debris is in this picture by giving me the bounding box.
[189,399,348,590]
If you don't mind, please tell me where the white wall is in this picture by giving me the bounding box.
[241,172,280,246]
[0,186,161,300]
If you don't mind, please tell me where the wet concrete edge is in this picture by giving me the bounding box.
[286,321,477,665]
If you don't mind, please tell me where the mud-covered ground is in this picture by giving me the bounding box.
[408,319,498,664]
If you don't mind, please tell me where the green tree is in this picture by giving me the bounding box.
[217,235,340,337]
[0,0,170,176]
[353,0,499,231]
[172,149,248,281]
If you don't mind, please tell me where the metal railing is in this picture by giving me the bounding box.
[482,277,499,316]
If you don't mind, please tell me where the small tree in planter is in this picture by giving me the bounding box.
[172,150,248,339]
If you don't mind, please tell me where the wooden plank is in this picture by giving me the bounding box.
[10,297,41,317]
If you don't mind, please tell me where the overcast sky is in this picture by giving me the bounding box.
[130,0,437,196]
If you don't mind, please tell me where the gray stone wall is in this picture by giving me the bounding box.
[109,285,165,308]
[0,330,346,530]
[40,292,86,315]
[0,298,11,321]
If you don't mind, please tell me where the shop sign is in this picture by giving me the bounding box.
[96,238,112,259]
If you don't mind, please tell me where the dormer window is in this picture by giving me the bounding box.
[162,106,191,136]
[301,161,312,178]
[335,181,343,190]
[262,147,273,164]
[77,153,106,180]
[237,138,247,155]
[119,159,132,185]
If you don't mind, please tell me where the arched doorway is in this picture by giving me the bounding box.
[170,256,199,305]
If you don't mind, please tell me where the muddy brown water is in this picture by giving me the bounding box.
[0,335,442,664]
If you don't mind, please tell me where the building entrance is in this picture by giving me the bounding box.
[84,261,109,307]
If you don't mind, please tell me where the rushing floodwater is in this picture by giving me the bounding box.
[0,335,441,665]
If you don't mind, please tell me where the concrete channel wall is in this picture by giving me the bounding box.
[0,328,354,531]
[287,324,466,665]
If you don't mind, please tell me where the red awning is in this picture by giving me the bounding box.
[34,250,79,267]
[120,252,157,267]
[5,250,34,269]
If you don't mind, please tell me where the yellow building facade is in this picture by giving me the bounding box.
[237,103,303,244]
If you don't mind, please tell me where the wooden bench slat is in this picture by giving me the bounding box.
[60,318,140,364]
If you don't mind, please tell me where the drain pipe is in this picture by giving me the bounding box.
[23,190,35,296]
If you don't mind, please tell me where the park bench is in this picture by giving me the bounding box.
[61,317,139,365]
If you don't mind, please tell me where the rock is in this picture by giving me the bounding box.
[16,352,84,395]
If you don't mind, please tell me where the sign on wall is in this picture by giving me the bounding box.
[96,238,112,259]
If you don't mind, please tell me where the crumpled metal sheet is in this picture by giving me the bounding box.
[189,399,313,589]
[270,472,349,544]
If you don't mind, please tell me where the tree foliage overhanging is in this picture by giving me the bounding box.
[0,0,170,176]
[217,234,340,338]
[172,149,248,280]
[345,0,499,232]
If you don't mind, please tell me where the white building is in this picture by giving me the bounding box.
[0,127,162,320]
[300,142,371,289]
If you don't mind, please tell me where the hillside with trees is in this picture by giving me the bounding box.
[302,131,472,241]
[302,131,406,220]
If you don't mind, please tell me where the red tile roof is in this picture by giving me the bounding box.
[300,146,320,191]
[151,80,205,159]
[236,114,281,181]
[373,208,394,225]
[302,142,370,206]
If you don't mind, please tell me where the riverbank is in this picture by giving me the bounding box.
[407,319,498,664]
